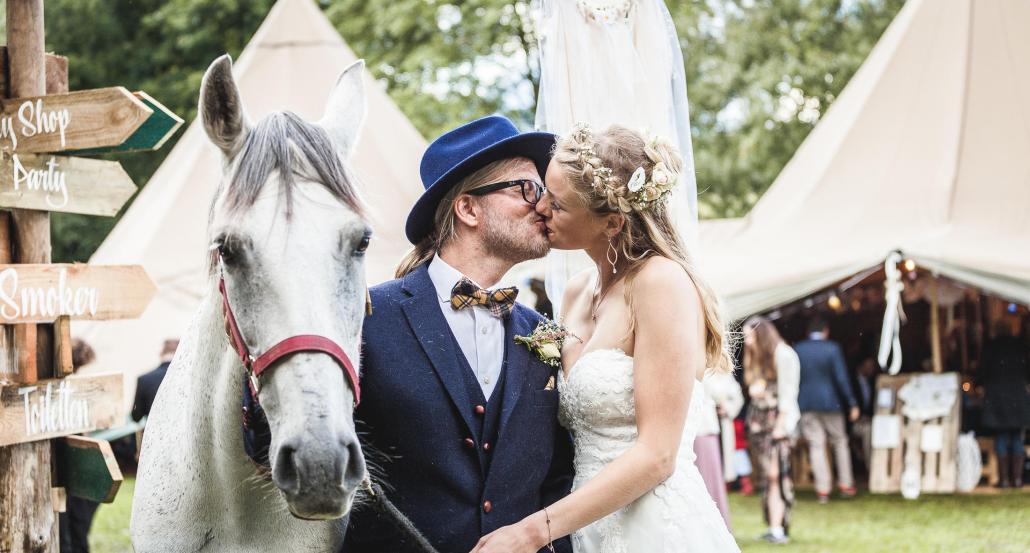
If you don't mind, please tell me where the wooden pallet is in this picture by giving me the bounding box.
[869,373,960,493]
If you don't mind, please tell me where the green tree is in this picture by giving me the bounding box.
[684,0,906,217]
[330,0,903,217]
[326,0,541,138]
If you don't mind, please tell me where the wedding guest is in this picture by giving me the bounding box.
[732,418,755,495]
[743,316,800,545]
[796,317,859,502]
[132,339,178,422]
[978,317,1030,488]
[851,358,878,473]
[695,370,744,529]
[60,339,98,553]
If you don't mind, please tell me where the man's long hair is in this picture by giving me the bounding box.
[395,158,532,278]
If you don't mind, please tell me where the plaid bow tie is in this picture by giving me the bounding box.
[450,277,518,318]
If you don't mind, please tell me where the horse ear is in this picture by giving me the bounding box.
[200,54,250,159]
[318,59,367,160]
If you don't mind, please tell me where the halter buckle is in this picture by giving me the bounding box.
[248,371,261,395]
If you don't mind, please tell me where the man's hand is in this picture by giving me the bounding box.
[849,406,860,422]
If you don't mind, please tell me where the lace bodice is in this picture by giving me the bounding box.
[558,349,703,476]
[556,349,740,552]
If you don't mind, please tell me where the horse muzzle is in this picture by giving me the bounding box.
[272,433,366,520]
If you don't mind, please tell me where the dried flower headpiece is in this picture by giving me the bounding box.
[569,122,679,214]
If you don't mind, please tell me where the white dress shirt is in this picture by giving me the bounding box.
[427,255,506,400]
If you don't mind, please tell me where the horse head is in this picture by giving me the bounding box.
[200,55,368,520]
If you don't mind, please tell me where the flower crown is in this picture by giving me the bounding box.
[569,123,679,214]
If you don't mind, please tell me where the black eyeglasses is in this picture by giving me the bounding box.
[467,179,544,205]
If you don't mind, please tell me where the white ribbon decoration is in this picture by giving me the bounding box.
[878,252,905,375]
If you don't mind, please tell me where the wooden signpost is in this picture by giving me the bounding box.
[0,373,123,447]
[0,264,156,322]
[55,435,123,503]
[64,91,183,155]
[0,87,153,154]
[0,1,183,549]
[0,152,136,215]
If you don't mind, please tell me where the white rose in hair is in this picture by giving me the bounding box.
[652,162,671,186]
[627,167,646,192]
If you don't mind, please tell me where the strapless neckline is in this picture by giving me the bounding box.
[562,347,631,383]
[561,347,704,387]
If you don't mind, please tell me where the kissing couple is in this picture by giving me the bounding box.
[345,115,740,552]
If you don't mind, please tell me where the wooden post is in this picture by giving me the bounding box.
[929,276,943,374]
[0,0,59,550]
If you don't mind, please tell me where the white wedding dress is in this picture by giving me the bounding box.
[558,349,740,552]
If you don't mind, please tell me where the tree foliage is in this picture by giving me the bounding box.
[35,0,273,261]
[0,0,903,261]
[331,0,904,218]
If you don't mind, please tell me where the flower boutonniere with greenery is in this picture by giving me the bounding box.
[515,320,576,368]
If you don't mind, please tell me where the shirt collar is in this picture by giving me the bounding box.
[428,254,482,304]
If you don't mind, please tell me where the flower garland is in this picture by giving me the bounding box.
[570,122,679,214]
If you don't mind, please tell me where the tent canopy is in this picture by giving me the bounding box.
[76,0,424,395]
[699,0,1030,320]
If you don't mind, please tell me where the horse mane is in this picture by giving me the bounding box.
[221,110,365,215]
[208,111,367,273]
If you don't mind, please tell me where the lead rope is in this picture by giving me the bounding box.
[361,478,441,553]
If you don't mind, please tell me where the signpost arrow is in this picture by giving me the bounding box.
[0,373,123,447]
[0,264,156,323]
[0,152,136,216]
[56,435,124,503]
[0,86,152,154]
[63,91,184,155]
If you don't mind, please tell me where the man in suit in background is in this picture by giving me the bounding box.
[796,317,859,503]
[132,339,179,422]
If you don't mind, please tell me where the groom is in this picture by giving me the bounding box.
[344,116,574,553]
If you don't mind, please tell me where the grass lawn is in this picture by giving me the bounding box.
[92,480,1028,552]
[89,477,134,552]
[728,489,1030,552]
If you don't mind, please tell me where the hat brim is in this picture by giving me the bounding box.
[405,131,556,244]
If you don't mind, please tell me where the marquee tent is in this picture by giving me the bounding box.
[699,0,1030,321]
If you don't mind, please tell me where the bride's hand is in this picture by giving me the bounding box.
[470,518,546,553]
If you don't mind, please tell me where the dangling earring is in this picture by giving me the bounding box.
[607,237,618,274]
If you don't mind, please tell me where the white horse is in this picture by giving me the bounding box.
[131,55,370,552]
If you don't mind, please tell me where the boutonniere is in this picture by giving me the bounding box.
[515,320,575,368]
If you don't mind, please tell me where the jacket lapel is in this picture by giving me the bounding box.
[498,307,535,434]
[400,266,475,434]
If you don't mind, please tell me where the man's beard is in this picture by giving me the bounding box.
[481,212,549,264]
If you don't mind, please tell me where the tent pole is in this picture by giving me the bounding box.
[930,276,943,374]
[959,297,969,374]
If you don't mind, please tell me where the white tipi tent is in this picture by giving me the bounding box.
[700,0,1030,320]
[76,0,424,396]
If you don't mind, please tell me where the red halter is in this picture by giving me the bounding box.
[217,261,361,406]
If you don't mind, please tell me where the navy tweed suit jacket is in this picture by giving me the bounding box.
[343,265,574,553]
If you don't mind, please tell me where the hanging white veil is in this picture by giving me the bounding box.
[534,0,698,316]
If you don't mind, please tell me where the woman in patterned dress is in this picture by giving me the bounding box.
[743,316,801,545]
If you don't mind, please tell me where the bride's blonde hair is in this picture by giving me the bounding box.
[553,124,733,374]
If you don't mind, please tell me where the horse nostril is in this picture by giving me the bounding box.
[273,441,301,495]
[341,439,366,491]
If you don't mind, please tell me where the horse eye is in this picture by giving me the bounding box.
[217,235,246,265]
[355,232,371,255]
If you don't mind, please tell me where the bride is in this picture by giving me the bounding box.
[471,123,740,552]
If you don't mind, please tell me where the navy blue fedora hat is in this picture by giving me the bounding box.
[405,115,555,244]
